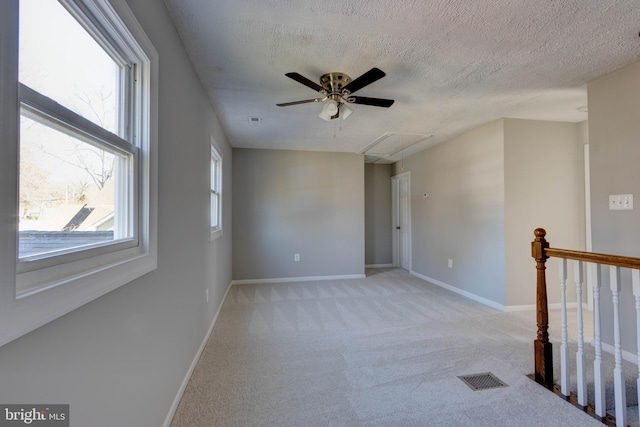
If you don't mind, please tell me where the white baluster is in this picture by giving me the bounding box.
[592,263,605,417]
[574,260,587,407]
[610,265,627,427]
[632,269,640,427]
[559,258,570,396]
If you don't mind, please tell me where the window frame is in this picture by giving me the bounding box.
[0,0,158,347]
[210,137,223,241]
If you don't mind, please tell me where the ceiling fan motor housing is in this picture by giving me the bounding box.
[320,72,351,98]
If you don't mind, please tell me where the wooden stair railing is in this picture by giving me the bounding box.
[532,228,640,427]
[532,228,553,388]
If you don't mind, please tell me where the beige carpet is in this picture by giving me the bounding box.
[170,268,609,426]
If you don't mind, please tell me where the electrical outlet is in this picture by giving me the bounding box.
[448,259,453,268]
[294,253,300,262]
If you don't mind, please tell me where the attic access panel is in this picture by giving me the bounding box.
[360,133,432,163]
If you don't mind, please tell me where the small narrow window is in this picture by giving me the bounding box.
[210,140,222,241]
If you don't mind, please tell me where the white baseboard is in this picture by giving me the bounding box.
[410,270,507,312]
[365,264,394,268]
[599,341,639,366]
[505,302,582,312]
[505,304,536,313]
[231,274,366,286]
[163,280,234,427]
[409,270,592,314]
[505,304,536,312]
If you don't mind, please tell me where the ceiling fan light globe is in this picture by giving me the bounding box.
[341,104,354,120]
[319,100,338,121]
[325,100,338,114]
[318,110,332,121]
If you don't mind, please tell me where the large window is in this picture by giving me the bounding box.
[18,0,135,265]
[210,139,223,241]
[0,0,157,347]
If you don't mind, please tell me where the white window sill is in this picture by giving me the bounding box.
[210,228,223,242]
[2,247,156,347]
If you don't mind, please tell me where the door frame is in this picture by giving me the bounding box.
[391,171,412,270]
[584,144,593,311]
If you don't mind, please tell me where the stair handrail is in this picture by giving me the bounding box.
[532,228,640,387]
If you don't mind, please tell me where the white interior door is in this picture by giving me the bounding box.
[392,173,411,271]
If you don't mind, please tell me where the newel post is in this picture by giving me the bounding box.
[532,228,553,388]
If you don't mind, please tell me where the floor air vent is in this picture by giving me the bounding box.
[458,372,508,391]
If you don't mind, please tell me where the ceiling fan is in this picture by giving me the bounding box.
[276,67,395,121]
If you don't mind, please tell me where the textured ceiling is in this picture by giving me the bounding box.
[163,0,640,163]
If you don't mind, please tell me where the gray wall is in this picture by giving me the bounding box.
[0,1,233,426]
[365,163,392,266]
[392,118,584,309]
[588,60,640,352]
[504,119,585,306]
[233,149,364,280]
[392,120,506,305]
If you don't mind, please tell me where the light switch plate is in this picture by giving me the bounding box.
[609,194,633,210]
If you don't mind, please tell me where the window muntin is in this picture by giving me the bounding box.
[17,0,138,273]
[210,142,222,239]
